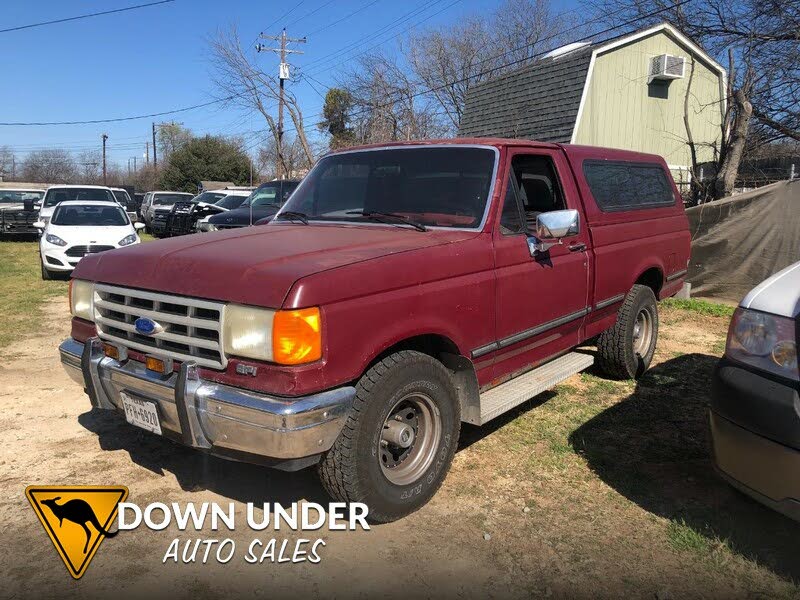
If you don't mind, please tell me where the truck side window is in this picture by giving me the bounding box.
[511,155,565,231]
[499,176,524,235]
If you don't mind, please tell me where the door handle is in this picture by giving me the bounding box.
[568,242,586,252]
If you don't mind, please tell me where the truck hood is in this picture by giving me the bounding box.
[73,223,477,308]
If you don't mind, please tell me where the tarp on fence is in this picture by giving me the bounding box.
[686,179,800,302]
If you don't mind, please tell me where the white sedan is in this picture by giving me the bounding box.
[35,201,145,280]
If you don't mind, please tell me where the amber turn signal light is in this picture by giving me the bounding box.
[146,356,166,373]
[272,307,322,365]
[103,344,119,360]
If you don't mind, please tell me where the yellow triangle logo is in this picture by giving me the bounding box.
[26,485,128,579]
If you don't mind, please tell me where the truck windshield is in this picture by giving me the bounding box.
[51,204,129,226]
[280,147,496,229]
[153,193,192,205]
[0,191,43,203]
[43,187,115,207]
[215,194,247,209]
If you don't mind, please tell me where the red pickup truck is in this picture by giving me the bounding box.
[59,139,690,521]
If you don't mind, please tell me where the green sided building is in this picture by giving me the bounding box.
[459,23,727,189]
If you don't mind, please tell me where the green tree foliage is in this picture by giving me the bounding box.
[319,88,355,150]
[159,135,250,193]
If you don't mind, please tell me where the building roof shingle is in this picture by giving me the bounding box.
[458,44,594,143]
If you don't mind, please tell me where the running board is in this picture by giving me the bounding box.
[475,352,594,425]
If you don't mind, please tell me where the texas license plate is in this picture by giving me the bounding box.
[121,392,162,435]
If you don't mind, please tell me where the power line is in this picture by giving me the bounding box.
[0,94,240,127]
[0,0,176,35]
[306,0,383,37]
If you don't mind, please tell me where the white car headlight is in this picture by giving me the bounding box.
[118,234,138,247]
[45,233,67,246]
[70,279,95,321]
[222,305,275,361]
[726,308,797,380]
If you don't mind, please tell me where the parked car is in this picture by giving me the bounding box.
[110,187,138,222]
[39,185,117,227]
[711,261,800,520]
[140,191,194,235]
[204,180,299,230]
[194,190,252,232]
[0,188,45,236]
[58,139,689,522]
[162,188,254,237]
[36,201,144,280]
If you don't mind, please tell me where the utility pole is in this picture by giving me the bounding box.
[257,28,306,179]
[101,134,108,184]
[146,141,150,165]
[152,122,158,170]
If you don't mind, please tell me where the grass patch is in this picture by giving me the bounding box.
[667,519,711,554]
[661,298,735,318]
[0,241,68,351]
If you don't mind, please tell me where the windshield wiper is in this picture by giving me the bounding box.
[345,210,427,232]
[274,210,309,225]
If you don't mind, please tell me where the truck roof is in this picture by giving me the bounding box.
[327,137,667,165]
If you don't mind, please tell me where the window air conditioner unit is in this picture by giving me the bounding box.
[648,54,686,83]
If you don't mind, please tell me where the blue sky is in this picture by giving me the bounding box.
[0,0,574,168]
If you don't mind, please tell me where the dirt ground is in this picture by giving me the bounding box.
[2,297,799,599]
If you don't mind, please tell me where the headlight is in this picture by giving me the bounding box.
[45,233,66,246]
[223,305,276,362]
[726,308,797,380]
[205,223,218,232]
[69,279,95,321]
[118,234,138,246]
[222,305,322,365]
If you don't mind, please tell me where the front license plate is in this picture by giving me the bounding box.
[121,392,162,435]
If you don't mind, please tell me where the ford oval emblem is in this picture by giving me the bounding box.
[134,317,163,336]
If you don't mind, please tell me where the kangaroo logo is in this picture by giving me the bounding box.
[26,485,128,579]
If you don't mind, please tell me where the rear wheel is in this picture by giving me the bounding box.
[318,350,460,523]
[596,284,658,379]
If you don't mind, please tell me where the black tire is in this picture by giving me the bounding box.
[40,259,52,280]
[596,284,658,380]
[318,350,460,523]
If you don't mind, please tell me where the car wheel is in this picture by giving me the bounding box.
[318,350,460,523]
[40,259,53,281]
[596,284,659,379]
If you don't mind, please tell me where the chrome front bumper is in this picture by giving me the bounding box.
[60,337,355,465]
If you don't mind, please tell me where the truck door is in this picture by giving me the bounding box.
[489,148,591,380]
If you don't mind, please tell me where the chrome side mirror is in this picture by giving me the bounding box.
[527,209,580,255]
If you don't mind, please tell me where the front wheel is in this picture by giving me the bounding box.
[596,284,659,379]
[40,258,52,280]
[317,350,460,523]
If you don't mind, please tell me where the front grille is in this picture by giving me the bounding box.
[93,283,226,369]
[65,245,114,258]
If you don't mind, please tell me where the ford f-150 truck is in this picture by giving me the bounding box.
[59,139,690,522]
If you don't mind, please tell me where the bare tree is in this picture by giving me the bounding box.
[210,27,315,178]
[21,149,77,183]
[76,149,102,184]
[341,52,446,146]
[157,122,192,158]
[406,0,573,133]
[0,146,15,179]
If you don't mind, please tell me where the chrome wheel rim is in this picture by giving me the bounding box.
[632,307,654,356]
[379,393,441,486]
